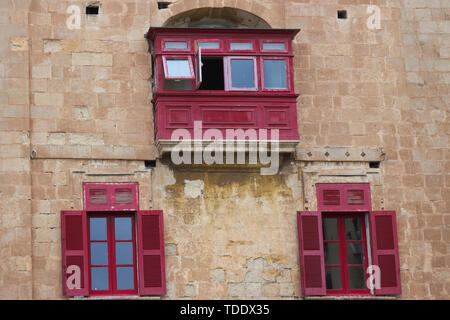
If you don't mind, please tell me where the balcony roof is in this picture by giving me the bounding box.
[146,27,301,40]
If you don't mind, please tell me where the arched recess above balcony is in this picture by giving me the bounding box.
[162,7,271,29]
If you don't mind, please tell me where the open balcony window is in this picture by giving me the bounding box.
[162,56,195,79]
[162,55,195,90]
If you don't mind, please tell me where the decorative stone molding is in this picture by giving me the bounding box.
[296,147,385,162]
[300,162,383,212]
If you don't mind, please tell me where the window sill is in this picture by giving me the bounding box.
[304,295,400,300]
[73,295,162,300]
[153,91,299,100]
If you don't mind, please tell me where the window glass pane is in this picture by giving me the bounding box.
[346,243,364,265]
[116,267,134,290]
[114,217,132,240]
[345,217,362,240]
[263,42,286,51]
[166,58,192,78]
[89,217,107,240]
[90,242,108,265]
[264,60,287,89]
[91,267,109,290]
[164,79,192,90]
[325,267,342,290]
[348,266,366,289]
[198,41,220,49]
[230,42,253,50]
[230,59,254,88]
[322,218,339,240]
[165,41,187,49]
[324,242,341,265]
[115,242,133,265]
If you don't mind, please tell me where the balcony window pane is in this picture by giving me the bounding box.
[164,79,192,90]
[198,41,220,50]
[165,58,192,78]
[230,42,253,50]
[165,41,187,50]
[230,59,255,88]
[263,42,286,51]
[264,60,287,89]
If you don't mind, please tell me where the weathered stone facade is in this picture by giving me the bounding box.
[0,0,448,299]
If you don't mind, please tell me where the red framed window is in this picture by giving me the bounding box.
[62,183,166,297]
[297,183,401,297]
[224,56,258,91]
[322,213,370,295]
[88,213,138,295]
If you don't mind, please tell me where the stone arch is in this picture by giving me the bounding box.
[163,7,271,28]
[150,0,285,28]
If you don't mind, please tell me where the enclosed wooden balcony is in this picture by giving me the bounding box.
[147,27,300,155]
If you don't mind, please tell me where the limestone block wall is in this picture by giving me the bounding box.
[0,0,33,299]
[30,158,153,299]
[0,0,448,300]
[28,0,156,161]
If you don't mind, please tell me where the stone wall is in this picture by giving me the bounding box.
[0,0,448,299]
[0,0,33,299]
[152,157,303,299]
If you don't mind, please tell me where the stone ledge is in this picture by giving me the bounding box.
[296,147,385,162]
[31,145,157,160]
[157,139,299,155]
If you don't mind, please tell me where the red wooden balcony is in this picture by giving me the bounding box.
[147,27,300,155]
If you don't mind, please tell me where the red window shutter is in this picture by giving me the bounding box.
[323,189,341,206]
[84,183,111,211]
[61,210,89,296]
[297,211,326,296]
[111,183,139,210]
[317,183,371,211]
[370,211,401,295]
[84,182,139,211]
[137,210,166,295]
